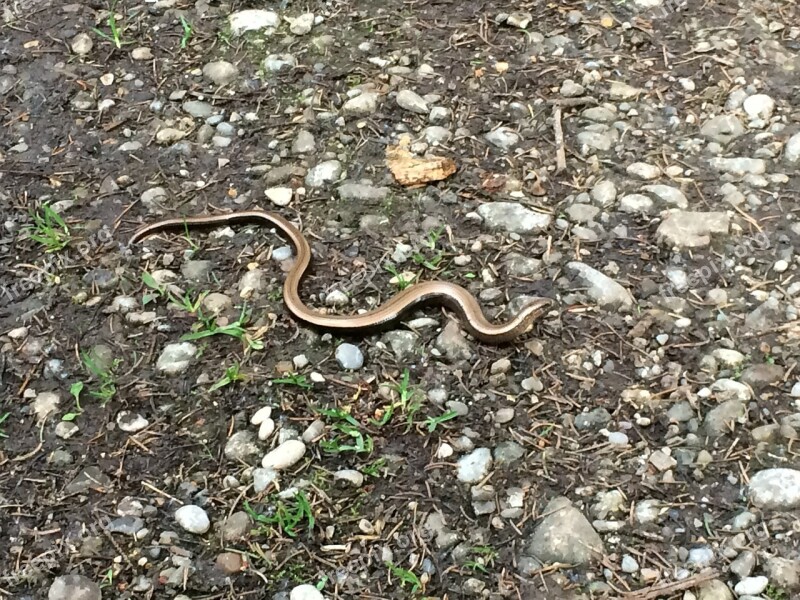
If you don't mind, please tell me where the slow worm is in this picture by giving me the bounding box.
[129,210,552,343]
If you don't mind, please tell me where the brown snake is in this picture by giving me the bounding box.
[128,210,553,343]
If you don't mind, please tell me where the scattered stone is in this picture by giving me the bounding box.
[342,93,378,116]
[290,585,325,600]
[262,440,306,470]
[228,10,279,35]
[116,411,149,433]
[71,33,93,56]
[289,13,315,35]
[733,576,768,596]
[626,162,661,180]
[704,400,746,436]
[266,187,293,206]
[709,157,767,176]
[338,183,390,201]
[785,133,800,163]
[457,448,492,483]
[656,211,729,248]
[747,468,800,509]
[305,160,342,187]
[202,61,238,85]
[335,343,364,369]
[524,496,604,565]
[396,89,428,114]
[156,342,197,375]
[565,262,635,309]
[224,431,260,462]
[48,575,101,600]
[700,115,746,144]
[477,202,551,234]
[743,94,775,120]
[485,127,520,150]
[175,505,210,534]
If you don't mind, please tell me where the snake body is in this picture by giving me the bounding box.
[129,210,552,343]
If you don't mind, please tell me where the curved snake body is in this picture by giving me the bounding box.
[129,210,552,343]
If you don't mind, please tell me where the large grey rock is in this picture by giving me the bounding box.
[524,497,604,565]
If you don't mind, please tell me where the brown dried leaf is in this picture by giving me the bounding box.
[386,143,456,187]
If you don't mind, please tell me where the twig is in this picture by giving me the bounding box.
[620,570,719,599]
[553,105,567,173]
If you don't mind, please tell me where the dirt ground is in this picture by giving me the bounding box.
[1,0,800,599]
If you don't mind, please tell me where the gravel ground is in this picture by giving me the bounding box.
[1,0,800,599]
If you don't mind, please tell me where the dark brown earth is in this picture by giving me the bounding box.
[1,0,800,599]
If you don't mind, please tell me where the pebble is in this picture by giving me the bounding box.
[396,89,428,114]
[131,47,153,61]
[785,132,800,163]
[342,92,378,116]
[334,469,364,487]
[156,342,197,375]
[656,211,729,248]
[305,160,342,187]
[262,439,306,470]
[71,33,93,56]
[48,574,101,600]
[116,411,149,433]
[221,511,251,541]
[289,13,315,35]
[626,162,662,180]
[265,187,293,206]
[747,468,800,509]
[524,496,604,565]
[253,468,278,492]
[477,202,551,234]
[228,9,279,35]
[687,546,715,567]
[743,94,775,120]
[290,585,325,600]
[566,262,635,309]
[202,61,238,85]
[457,448,492,483]
[224,431,260,461]
[485,127,520,150]
[251,406,272,425]
[733,576,768,596]
[335,343,364,369]
[175,505,210,534]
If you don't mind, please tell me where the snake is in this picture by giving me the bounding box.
[128,210,552,343]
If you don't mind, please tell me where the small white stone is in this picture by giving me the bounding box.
[251,406,272,425]
[774,259,789,273]
[175,505,210,534]
[265,187,293,206]
[733,576,769,596]
[258,418,276,440]
[333,469,364,486]
[293,354,309,369]
[437,443,454,459]
[262,439,306,470]
[290,584,324,600]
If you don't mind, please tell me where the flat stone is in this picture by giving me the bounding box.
[656,210,729,248]
[396,89,428,114]
[477,202,551,234]
[524,496,604,565]
[566,262,634,309]
[457,448,492,483]
[228,10,279,35]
